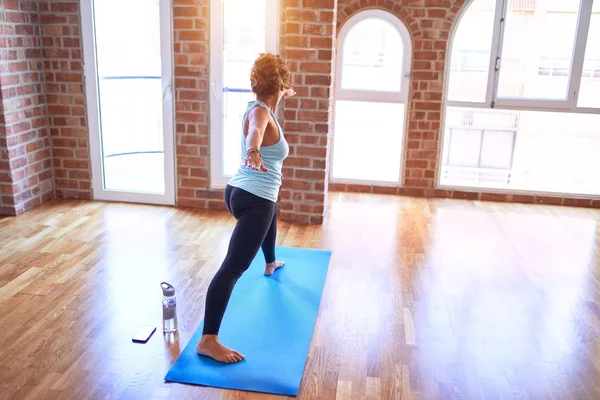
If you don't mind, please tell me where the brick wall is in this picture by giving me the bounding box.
[0,0,54,216]
[1,0,597,218]
[172,0,216,209]
[170,0,337,223]
[40,0,90,200]
[0,92,12,215]
[279,0,337,224]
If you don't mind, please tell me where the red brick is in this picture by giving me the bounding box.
[562,198,592,207]
[425,0,451,6]
[452,191,480,200]
[295,169,325,180]
[298,110,328,122]
[297,146,327,158]
[314,124,329,134]
[310,87,329,97]
[300,62,331,73]
[284,122,313,132]
[300,135,319,145]
[410,169,424,178]
[285,35,310,48]
[304,0,335,8]
[174,6,202,17]
[480,193,509,202]
[424,170,436,179]
[286,157,312,168]
[196,189,223,200]
[179,30,204,41]
[310,37,333,49]
[318,11,334,23]
[372,186,399,195]
[286,10,318,21]
[534,196,563,206]
[305,74,331,85]
[207,200,226,210]
[400,187,426,197]
[7,11,26,22]
[407,140,420,149]
[178,198,206,208]
[318,49,333,60]
[427,9,448,18]
[177,145,199,156]
[286,49,317,60]
[286,179,313,190]
[406,160,428,168]
[286,23,301,34]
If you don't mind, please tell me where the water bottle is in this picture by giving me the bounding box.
[161,282,178,333]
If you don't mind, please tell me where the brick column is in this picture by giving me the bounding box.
[0,0,54,216]
[280,0,337,225]
[172,0,217,209]
[40,0,91,200]
[0,105,13,215]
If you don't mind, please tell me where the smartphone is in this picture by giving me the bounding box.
[132,325,156,343]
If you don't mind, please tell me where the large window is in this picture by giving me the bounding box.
[209,0,278,188]
[332,10,411,184]
[441,0,600,196]
[82,0,175,206]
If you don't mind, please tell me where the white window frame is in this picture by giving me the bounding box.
[81,0,176,206]
[448,0,599,114]
[331,9,412,186]
[439,0,600,196]
[209,0,279,189]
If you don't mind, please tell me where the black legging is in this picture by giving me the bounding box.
[202,185,277,335]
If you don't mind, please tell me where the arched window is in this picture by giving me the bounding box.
[332,10,411,184]
[441,0,600,196]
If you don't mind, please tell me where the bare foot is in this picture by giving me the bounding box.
[196,335,244,364]
[264,260,284,276]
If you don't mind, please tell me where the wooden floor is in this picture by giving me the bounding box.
[1,193,600,399]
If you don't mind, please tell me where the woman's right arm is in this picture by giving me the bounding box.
[243,106,270,172]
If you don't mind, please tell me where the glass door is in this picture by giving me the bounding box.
[82,0,175,205]
[209,0,279,188]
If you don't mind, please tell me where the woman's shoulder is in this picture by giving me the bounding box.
[246,102,270,120]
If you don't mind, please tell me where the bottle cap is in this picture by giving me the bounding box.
[161,282,175,296]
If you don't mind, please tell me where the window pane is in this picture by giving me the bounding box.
[94,0,161,78]
[223,0,266,89]
[480,130,515,169]
[441,107,600,195]
[446,129,482,167]
[93,0,165,194]
[341,19,403,92]
[497,0,580,100]
[222,91,254,177]
[447,0,496,102]
[221,0,267,177]
[332,101,404,182]
[578,10,600,108]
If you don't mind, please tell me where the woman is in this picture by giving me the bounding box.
[196,53,295,363]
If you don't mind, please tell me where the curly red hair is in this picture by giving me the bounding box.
[250,53,291,96]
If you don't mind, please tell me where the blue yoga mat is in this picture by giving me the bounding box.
[164,246,332,396]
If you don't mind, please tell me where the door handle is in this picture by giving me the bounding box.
[210,82,218,100]
[162,78,172,101]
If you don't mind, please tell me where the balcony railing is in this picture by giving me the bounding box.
[508,0,536,11]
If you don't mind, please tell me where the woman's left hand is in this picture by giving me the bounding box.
[243,151,268,172]
[284,88,296,98]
